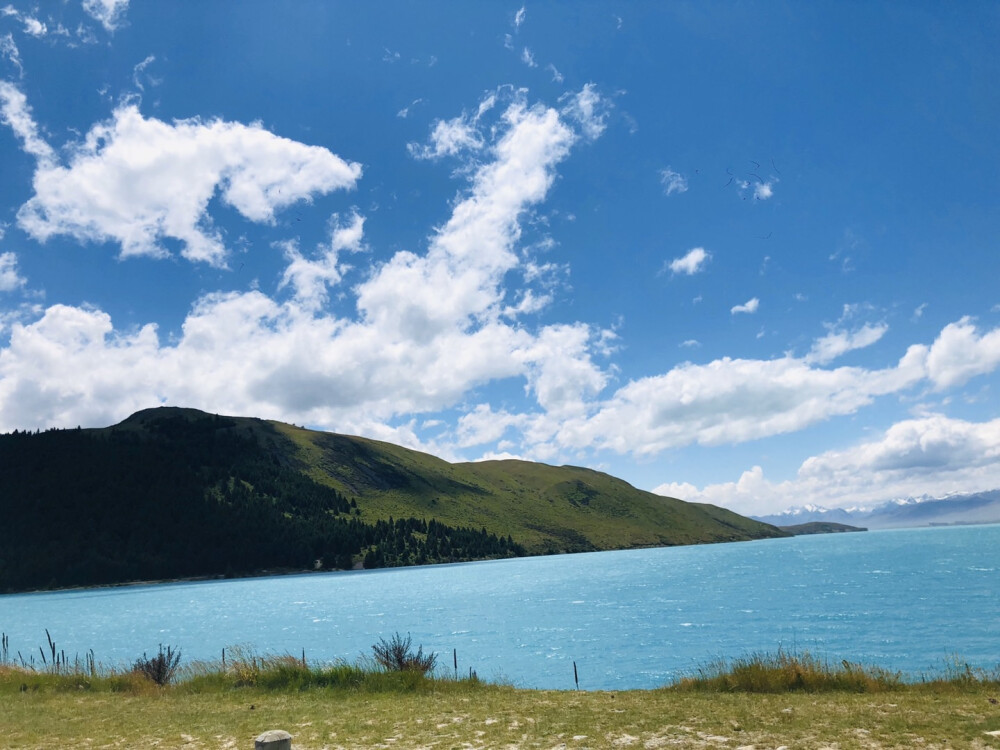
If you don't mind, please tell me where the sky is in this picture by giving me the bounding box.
[1,1,999,517]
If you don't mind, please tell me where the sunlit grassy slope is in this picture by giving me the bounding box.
[268,417,786,554]
[3,656,998,750]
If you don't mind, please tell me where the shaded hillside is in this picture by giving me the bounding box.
[0,407,786,592]
[0,409,521,592]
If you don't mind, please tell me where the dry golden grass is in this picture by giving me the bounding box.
[2,670,999,749]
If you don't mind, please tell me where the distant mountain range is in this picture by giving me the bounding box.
[754,490,1000,529]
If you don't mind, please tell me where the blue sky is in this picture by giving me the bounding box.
[1,1,999,516]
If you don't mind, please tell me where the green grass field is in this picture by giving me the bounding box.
[3,650,998,749]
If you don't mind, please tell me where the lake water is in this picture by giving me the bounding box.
[1,524,998,690]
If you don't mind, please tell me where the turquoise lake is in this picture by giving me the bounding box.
[2,524,998,690]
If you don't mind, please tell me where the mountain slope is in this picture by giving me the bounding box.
[272,421,786,552]
[0,407,786,592]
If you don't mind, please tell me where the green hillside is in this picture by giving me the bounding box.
[276,421,783,552]
[0,407,786,592]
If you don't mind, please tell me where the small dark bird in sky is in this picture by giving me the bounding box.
[771,158,781,174]
[750,160,760,169]
[760,232,772,239]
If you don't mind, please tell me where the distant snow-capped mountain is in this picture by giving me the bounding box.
[753,490,1000,529]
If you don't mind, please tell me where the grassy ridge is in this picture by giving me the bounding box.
[3,651,998,749]
[271,420,787,554]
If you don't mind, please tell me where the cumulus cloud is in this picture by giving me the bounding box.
[732,174,777,202]
[455,404,526,448]
[731,297,759,314]
[660,167,687,196]
[0,251,25,291]
[0,86,613,439]
[409,111,485,160]
[6,100,362,265]
[655,414,1000,515]
[22,16,46,37]
[561,83,607,141]
[753,180,774,200]
[278,210,366,310]
[0,7,46,38]
[4,74,1000,487]
[667,247,709,276]
[82,0,129,32]
[554,342,927,457]
[925,316,1000,390]
[805,322,888,364]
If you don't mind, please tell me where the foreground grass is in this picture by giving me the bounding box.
[2,655,1000,749]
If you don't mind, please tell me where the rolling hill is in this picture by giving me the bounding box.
[0,407,787,592]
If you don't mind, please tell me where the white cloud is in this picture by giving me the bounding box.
[514,6,526,29]
[753,181,774,200]
[0,7,46,38]
[521,47,537,68]
[456,404,526,448]
[132,54,158,91]
[8,101,362,265]
[668,247,709,275]
[360,90,582,339]
[731,297,759,314]
[82,0,129,32]
[680,339,701,348]
[409,112,484,160]
[0,81,56,165]
[22,16,46,37]
[561,83,606,141]
[554,343,927,457]
[0,251,25,291]
[396,98,423,119]
[0,33,21,77]
[278,210,365,310]
[660,167,688,196]
[547,64,564,84]
[805,322,888,364]
[925,316,1000,390]
[656,415,1000,515]
[0,87,612,439]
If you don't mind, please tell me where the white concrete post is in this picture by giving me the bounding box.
[254,729,292,750]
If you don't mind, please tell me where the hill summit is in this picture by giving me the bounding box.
[0,407,786,592]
